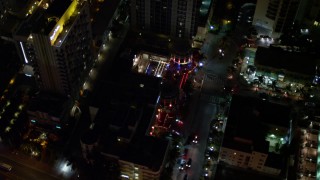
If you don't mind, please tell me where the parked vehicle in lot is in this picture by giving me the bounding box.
[0,162,12,171]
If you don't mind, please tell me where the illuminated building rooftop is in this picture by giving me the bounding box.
[15,0,71,36]
[15,0,85,47]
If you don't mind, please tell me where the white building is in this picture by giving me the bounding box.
[252,0,305,38]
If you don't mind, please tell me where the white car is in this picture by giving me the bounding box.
[178,159,186,171]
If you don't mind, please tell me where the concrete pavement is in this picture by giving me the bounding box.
[172,29,239,180]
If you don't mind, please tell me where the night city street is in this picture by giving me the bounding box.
[1,0,320,180]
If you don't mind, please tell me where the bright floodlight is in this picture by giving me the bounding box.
[210,26,214,30]
[61,163,71,173]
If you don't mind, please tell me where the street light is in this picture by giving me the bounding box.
[61,162,71,173]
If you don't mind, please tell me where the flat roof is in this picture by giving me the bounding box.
[15,0,72,37]
[88,69,166,170]
[227,95,291,129]
[91,0,121,38]
[222,138,252,153]
[90,73,161,108]
[94,102,144,140]
[90,71,160,141]
[28,91,70,118]
[253,140,269,153]
[264,152,284,169]
[223,95,291,153]
[222,137,269,154]
[125,31,192,57]
[255,46,320,76]
[102,135,168,171]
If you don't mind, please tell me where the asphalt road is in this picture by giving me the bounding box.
[0,153,59,180]
[172,28,239,180]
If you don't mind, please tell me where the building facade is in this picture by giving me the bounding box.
[118,159,163,180]
[219,145,282,176]
[130,0,201,39]
[13,0,93,98]
[27,92,71,136]
[253,0,303,38]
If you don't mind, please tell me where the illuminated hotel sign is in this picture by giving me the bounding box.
[50,25,60,41]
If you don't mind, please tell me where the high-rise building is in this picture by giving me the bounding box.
[253,0,304,38]
[13,0,93,98]
[130,0,201,39]
[298,0,320,40]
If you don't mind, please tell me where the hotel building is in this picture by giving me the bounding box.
[130,0,201,39]
[13,0,93,98]
[253,0,305,38]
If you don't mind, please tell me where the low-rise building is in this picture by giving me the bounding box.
[27,92,71,136]
[219,95,292,177]
[240,45,320,101]
[80,72,169,180]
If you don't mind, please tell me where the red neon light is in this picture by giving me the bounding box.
[179,73,186,89]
